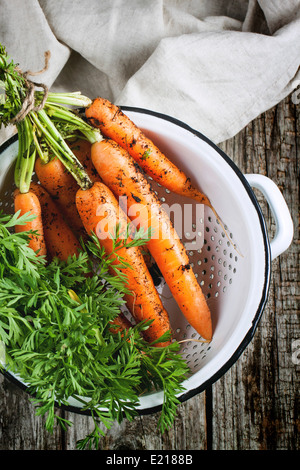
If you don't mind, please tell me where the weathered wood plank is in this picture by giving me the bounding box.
[63,391,208,450]
[0,373,63,450]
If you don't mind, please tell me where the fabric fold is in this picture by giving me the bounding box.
[0,0,299,144]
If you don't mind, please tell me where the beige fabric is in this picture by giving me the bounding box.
[1,0,300,144]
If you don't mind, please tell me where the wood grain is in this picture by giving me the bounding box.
[0,95,299,450]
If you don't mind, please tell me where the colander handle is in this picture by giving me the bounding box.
[245,174,294,260]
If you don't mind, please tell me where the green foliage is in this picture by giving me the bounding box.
[0,211,189,450]
[0,44,26,126]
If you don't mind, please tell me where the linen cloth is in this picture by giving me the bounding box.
[0,0,300,145]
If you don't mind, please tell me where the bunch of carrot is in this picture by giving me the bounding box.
[14,96,213,345]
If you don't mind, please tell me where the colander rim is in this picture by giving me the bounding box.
[0,107,271,418]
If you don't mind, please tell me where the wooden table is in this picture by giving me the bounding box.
[0,94,299,451]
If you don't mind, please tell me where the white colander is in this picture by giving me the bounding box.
[0,107,294,417]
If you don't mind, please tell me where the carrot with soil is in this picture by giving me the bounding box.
[14,189,47,257]
[29,182,81,262]
[86,97,237,254]
[90,139,212,341]
[85,98,236,248]
[76,181,172,346]
[34,156,84,235]
[85,97,211,205]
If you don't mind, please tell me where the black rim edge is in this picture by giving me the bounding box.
[0,108,272,418]
[0,132,18,151]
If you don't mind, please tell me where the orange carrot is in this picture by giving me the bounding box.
[109,313,132,334]
[70,137,157,269]
[76,181,172,346]
[14,189,47,257]
[85,97,211,205]
[30,182,81,262]
[34,156,84,235]
[90,139,212,341]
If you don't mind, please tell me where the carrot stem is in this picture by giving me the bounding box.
[15,117,36,193]
[40,91,92,108]
[30,110,93,190]
[44,103,102,144]
[32,125,49,164]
